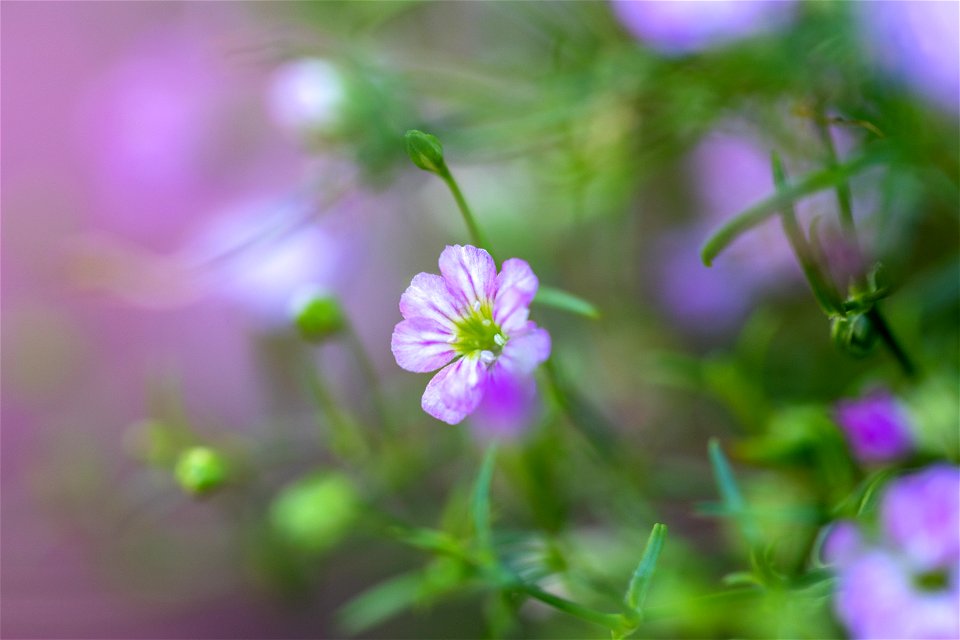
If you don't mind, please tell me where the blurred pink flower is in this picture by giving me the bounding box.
[610,0,796,55]
[858,1,960,113]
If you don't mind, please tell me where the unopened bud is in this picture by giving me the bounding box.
[404,129,445,174]
[175,446,229,496]
[292,293,345,342]
[831,313,877,357]
[269,473,359,555]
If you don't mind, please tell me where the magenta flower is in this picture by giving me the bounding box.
[824,465,960,639]
[834,389,914,464]
[391,245,551,425]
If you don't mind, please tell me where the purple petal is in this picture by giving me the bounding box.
[421,354,489,425]
[834,390,913,463]
[399,272,463,327]
[822,521,863,567]
[493,258,538,333]
[438,245,497,309]
[498,323,551,376]
[470,369,538,439]
[834,550,913,640]
[391,317,456,373]
[881,465,960,571]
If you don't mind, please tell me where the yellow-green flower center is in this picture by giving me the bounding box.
[453,301,507,358]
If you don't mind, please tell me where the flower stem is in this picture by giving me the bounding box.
[815,109,858,243]
[438,165,494,259]
[771,152,842,314]
[509,581,626,632]
[344,323,392,431]
[865,307,916,378]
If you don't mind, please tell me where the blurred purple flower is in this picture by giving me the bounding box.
[610,0,796,55]
[655,128,802,333]
[268,58,346,137]
[391,245,551,425]
[858,1,960,113]
[825,465,960,640]
[834,389,914,464]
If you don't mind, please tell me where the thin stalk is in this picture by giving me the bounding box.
[814,112,917,376]
[815,110,858,243]
[866,307,916,378]
[510,582,626,632]
[771,152,842,314]
[344,324,392,431]
[439,165,494,258]
[301,354,367,459]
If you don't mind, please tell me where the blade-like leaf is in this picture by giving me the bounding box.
[624,522,668,613]
[534,285,601,319]
[700,148,888,267]
[708,439,761,545]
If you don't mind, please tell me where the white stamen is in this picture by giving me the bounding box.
[481,319,492,327]
[473,300,481,312]
[493,333,506,347]
[479,350,496,365]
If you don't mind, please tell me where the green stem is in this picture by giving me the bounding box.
[815,111,858,244]
[510,582,626,632]
[771,152,842,314]
[439,165,494,258]
[344,324,392,431]
[301,354,367,459]
[866,307,916,378]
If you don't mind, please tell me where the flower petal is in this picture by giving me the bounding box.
[399,272,463,327]
[391,317,456,373]
[498,323,551,376]
[439,245,497,308]
[421,353,489,424]
[493,258,539,333]
[471,369,538,439]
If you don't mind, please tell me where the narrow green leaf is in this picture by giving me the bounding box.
[624,523,668,613]
[472,443,498,556]
[534,285,601,319]
[707,439,761,545]
[700,148,888,266]
[338,571,425,633]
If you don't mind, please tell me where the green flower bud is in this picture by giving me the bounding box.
[292,294,344,342]
[831,313,877,357]
[269,473,358,555]
[404,129,445,174]
[174,447,229,496]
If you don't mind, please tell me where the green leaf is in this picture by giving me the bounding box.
[700,148,888,267]
[624,523,667,613]
[471,443,498,557]
[707,439,761,545]
[338,571,424,633]
[534,285,601,319]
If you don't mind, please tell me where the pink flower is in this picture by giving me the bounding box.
[391,245,551,425]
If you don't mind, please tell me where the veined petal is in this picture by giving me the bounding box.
[399,272,463,326]
[421,353,489,424]
[493,258,539,333]
[391,317,456,373]
[498,323,551,376]
[439,245,497,308]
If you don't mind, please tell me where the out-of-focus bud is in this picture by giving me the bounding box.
[174,446,229,496]
[269,473,359,555]
[404,130,445,174]
[291,291,345,342]
[831,313,877,357]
